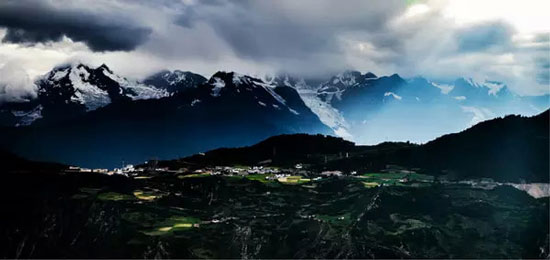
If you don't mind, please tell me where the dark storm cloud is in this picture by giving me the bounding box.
[0,0,151,51]
[455,22,513,52]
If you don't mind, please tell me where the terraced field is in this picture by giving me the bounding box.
[0,171,548,258]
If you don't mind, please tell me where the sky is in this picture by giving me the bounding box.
[0,0,548,102]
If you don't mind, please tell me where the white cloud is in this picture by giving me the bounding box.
[0,0,547,101]
[0,62,36,102]
[461,106,495,125]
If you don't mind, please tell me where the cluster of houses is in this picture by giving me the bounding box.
[66,161,402,181]
[193,165,282,176]
[65,164,143,176]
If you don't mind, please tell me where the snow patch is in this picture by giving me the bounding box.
[12,105,43,126]
[483,81,505,96]
[288,108,299,115]
[431,82,454,94]
[333,127,353,140]
[454,96,466,101]
[258,101,266,107]
[102,68,168,100]
[51,69,69,81]
[211,77,225,97]
[232,72,248,85]
[164,70,187,85]
[191,99,201,106]
[297,89,350,139]
[255,81,287,105]
[465,77,482,88]
[384,92,402,100]
[69,67,111,111]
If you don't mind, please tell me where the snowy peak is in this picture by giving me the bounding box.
[143,70,207,94]
[320,70,362,91]
[317,70,380,102]
[200,71,317,117]
[450,77,512,100]
[263,74,312,92]
[37,63,168,111]
[206,71,287,105]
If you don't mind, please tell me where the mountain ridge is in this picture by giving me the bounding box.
[165,110,549,182]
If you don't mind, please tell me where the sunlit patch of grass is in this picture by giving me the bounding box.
[134,176,152,180]
[362,181,380,188]
[133,190,158,201]
[178,173,210,179]
[358,172,434,188]
[158,226,173,231]
[278,175,311,185]
[142,227,173,236]
[245,174,275,183]
[174,223,193,228]
[139,215,201,236]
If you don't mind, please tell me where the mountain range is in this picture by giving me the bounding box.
[0,64,330,167]
[0,63,548,167]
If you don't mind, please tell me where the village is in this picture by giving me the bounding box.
[61,162,548,198]
[66,162,318,178]
[63,161,425,186]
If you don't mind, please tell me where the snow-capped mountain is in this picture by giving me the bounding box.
[142,70,207,94]
[275,71,548,144]
[0,62,548,167]
[445,78,514,103]
[0,70,331,167]
[202,71,304,115]
[0,63,170,126]
[37,63,169,110]
[317,70,377,103]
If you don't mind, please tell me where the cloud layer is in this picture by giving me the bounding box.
[0,0,151,51]
[0,0,548,102]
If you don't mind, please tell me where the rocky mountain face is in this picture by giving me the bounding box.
[0,64,170,126]
[142,70,207,94]
[0,63,548,167]
[282,70,548,144]
[0,68,331,168]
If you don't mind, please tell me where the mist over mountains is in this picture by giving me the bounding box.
[0,63,548,167]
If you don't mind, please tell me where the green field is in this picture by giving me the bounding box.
[133,189,167,201]
[177,173,211,179]
[122,212,201,236]
[245,174,275,183]
[97,192,134,201]
[357,172,434,187]
[278,175,311,184]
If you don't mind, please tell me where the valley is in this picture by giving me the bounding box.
[1,167,547,258]
[0,110,548,259]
